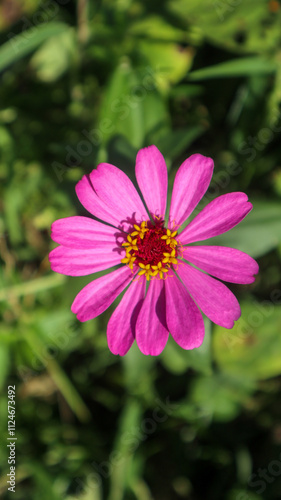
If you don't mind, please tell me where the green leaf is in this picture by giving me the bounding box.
[3,185,25,244]
[142,90,170,139]
[0,274,65,302]
[23,329,91,423]
[227,489,263,500]
[98,63,170,149]
[108,398,143,500]
[25,462,62,500]
[208,200,281,258]
[139,40,194,91]
[129,15,186,43]
[267,57,281,125]
[170,0,281,54]
[130,16,194,91]
[0,344,10,390]
[154,125,206,162]
[0,22,69,72]
[188,57,277,80]
[98,62,145,149]
[213,302,281,380]
[190,372,256,421]
[0,125,14,168]
[30,27,77,82]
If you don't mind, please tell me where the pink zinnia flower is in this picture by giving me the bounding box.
[49,146,258,356]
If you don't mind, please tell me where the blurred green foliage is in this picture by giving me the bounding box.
[0,1,281,499]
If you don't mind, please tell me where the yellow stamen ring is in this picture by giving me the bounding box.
[121,221,180,281]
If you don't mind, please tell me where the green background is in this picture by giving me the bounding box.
[0,0,281,499]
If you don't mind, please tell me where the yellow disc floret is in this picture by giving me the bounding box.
[121,219,181,281]
[161,229,178,247]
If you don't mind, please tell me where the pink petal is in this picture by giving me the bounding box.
[183,246,259,284]
[71,266,134,322]
[49,245,124,276]
[135,279,169,355]
[165,273,205,349]
[76,175,123,228]
[107,277,146,355]
[169,154,214,227]
[135,145,168,218]
[177,262,241,328]
[90,163,148,229]
[51,216,123,249]
[179,192,252,244]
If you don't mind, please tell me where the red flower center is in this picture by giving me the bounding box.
[121,219,180,281]
[134,226,177,266]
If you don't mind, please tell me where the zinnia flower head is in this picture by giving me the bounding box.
[49,146,258,356]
